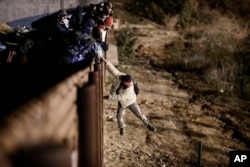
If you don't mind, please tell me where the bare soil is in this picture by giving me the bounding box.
[103,8,250,167]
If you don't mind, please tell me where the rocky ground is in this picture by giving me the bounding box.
[103,19,250,167]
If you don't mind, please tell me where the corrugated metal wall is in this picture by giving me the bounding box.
[0,0,103,23]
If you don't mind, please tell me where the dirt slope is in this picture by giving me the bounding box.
[103,14,250,167]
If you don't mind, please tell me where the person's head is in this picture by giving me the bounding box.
[57,10,69,27]
[121,75,133,86]
[103,2,113,15]
[76,5,83,13]
[89,4,96,11]
[57,10,67,19]
[106,1,113,9]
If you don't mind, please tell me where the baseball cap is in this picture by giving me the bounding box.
[121,75,132,82]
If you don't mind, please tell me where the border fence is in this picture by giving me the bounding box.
[1,1,109,166]
[0,59,105,167]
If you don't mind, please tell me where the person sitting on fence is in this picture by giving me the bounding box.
[54,9,73,37]
[102,1,113,25]
[104,10,113,30]
[61,30,107,64]
[79,4,99,37]
[70,5,84,31]
[93,2,113,41]
[49,9,74,63]
[74,2,112,41]
[93,12,113,42]
[102,57,156,136]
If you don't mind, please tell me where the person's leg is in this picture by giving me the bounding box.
[127,102,148,125]
[127,102,156,132]
[116,102,126,135]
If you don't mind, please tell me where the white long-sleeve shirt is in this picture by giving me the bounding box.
[106,61,137,108]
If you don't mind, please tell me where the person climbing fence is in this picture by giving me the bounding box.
[102,57,156,136]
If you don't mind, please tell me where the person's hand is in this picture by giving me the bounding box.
[103,95,109,99]
[101,57,107,63]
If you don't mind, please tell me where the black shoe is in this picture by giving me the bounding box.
[120,128,124,136]
[147,124,156,132]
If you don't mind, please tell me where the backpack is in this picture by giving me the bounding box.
[133,81,139,95]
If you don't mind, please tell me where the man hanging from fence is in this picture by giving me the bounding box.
[102,57,156,136]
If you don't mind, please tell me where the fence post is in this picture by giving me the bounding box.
[77,71,100,167]
[100,63,104,167]
[197,141,202,167]
[94,63,104,167]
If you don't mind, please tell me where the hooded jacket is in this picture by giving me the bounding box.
[106,61,137,108]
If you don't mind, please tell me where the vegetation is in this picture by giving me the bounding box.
[114,0,250,97]
[126,0,250,26]
[204,0,250,19]
[176,2,198,29]
[234,35,250,97]
[126,0,199,28]
[115,28,137,65]
[168,31,250,97]
[127,0,188,25]
[203,36,239,95]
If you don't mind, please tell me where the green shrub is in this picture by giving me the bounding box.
[127,0,165,24]
[145,1,165,24]
[205,0,250,18]
[127,0,188,25]
[176,2,199,29]
[115,28,137,65]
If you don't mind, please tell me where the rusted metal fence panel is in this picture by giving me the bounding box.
[0,65,97,166]
[77,63,104,167]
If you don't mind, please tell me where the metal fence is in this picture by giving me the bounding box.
[0,60,105,167]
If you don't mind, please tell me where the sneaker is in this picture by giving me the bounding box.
[120,128,124,136]
[147,124,156,132]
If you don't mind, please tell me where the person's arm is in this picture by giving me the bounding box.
[101,57,107,63]
[101,57,125,76]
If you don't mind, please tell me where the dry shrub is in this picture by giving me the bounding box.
[196,7,248,40]
[239,76,250,97]
[233,35,250,97]
[168,31,241,94]
[204,0,250,19]
[205,62,239,93]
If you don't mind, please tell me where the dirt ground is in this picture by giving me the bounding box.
[103,17,250,167]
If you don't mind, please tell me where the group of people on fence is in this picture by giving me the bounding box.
[0,1,113,65]
[46,1,113,64]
